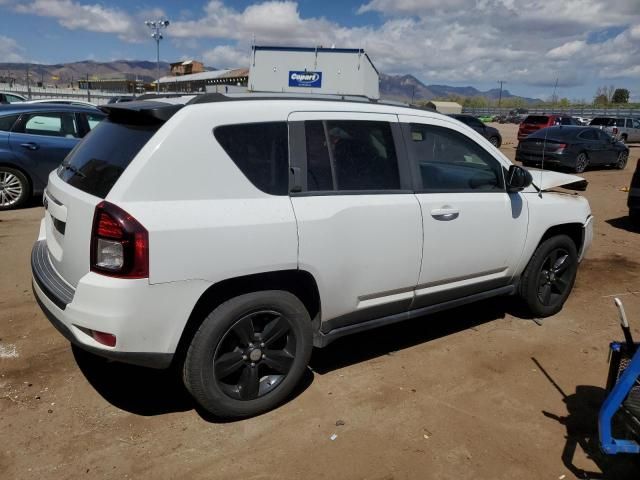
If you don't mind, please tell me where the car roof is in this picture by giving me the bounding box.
[0,103,103,115]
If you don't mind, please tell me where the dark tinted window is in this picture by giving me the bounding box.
[524,115,550,125]
[58,119,158,198]
[559,117,576,125]
[215,122,288,196]
[626,119,633,128]
[408,124,503,192]
[304,120,400,191]
[590,117,615,126]
[578,129,599,141]
[0,114,18,132]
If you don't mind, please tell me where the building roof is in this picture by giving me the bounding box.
[156,69,248,84]
[427,101,463,108]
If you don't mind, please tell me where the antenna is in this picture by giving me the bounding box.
[538,77,559,198]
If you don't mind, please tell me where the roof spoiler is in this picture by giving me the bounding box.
[99,101,183,123]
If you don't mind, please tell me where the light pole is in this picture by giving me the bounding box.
[145,19,170,93]
[497,80,506,109]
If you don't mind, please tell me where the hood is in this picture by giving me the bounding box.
[526,168,588,192]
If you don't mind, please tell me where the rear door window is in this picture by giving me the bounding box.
[16,112,79,138]
[626,119,633,128]
[58,119,159,198]
[303,120,401,191]
[214,122,289,196]
[578,129,599,141]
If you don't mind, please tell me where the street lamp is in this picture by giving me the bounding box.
[145,19,170,94]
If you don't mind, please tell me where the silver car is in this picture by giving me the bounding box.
[590,116,640,143]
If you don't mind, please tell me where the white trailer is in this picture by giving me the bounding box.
[249,46,380,100]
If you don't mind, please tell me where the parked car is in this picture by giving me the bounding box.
[106,95,135,104]
[0,92,27,104]
[31,95,593,418]
[628,160,640,221]
[518,115,579,140]
[590,117,640,144]
[516,126,629,173]
[26,99,98,109]
[0,103,106,209]
[449,113,502,146]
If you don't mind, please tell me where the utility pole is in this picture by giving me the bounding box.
[145,19,170,93]
[497,80,506,109]
[86,73,91,102]
[26,64,32,99]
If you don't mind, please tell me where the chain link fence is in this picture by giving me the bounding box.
[462,106,639,117]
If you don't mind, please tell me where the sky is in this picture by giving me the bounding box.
[0,0,638,100]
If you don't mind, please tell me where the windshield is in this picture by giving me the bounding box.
[58,118,159,198]
[523,116,549,125]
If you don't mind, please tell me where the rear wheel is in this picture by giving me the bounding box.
[615,151,629,170]
[183,291,312,418]
[0,167,29,210]
[574,152,589,173]
[620,134,627,144]
[519,235,578,317]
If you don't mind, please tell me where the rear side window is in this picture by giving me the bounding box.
[627,119,633,128]
[214,122,289,196]
[303,120,400,191]
[578,129,599,141]
[590,117,615,126]
[58,119,159,198]
[0,114,18,132]
[559,117,575,125]
[524,116,549,125]
[86,113,105,131]
[18,112,79,138]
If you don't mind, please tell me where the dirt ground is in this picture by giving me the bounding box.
[2,123,640,479]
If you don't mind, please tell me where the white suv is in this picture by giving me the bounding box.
[32,94,593,418]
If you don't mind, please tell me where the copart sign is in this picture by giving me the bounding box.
[289,71,322,88]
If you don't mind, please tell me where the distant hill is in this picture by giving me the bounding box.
[0,60,172,84]
[379,73,542,104]
[0,60,541,104]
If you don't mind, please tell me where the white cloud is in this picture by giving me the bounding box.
[0,35,25,62]
[202,45,249,69]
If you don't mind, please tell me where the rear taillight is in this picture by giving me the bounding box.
[613,127,619,135]
[91,201,148,278]
[554,143,567,151]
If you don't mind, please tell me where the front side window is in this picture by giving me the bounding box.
[303,120,400,191]
[408,123,504,192]
[19,112,79,138]
[626,119,633,128]
[215,122,288,196]
[0,114,19,132]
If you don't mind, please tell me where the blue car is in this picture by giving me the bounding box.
[0,104,105,209]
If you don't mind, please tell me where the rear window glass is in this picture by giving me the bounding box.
[523,116,549,125]
[58,119,158,198]
[214,122,289,196]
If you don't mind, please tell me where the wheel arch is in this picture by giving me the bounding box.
[173,269,321,365]
[539,223,584,256]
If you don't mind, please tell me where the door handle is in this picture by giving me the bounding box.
[20,142,39,151]
[431,207,459,221]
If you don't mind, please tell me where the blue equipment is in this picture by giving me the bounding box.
[599,298,640,455]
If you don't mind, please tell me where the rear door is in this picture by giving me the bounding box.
[596,130,618,164]
[288,112,422,330]
[577,129,607,163]
[399,115,528,307]
[44,117,161,287]
[8,111,81,187]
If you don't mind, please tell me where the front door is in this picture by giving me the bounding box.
[398,115,528,308]
[288,112,423,331]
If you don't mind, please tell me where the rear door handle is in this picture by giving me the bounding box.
[431,207,459,221]
[20,142,39,151]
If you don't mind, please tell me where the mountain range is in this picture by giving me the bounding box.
[0,60,542,103]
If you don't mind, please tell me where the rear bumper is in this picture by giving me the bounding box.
[31,239,208,369]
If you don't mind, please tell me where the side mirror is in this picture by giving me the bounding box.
[506,164,533,192]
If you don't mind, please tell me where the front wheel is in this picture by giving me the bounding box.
[519,235,578,317]
[0,167,29,210]
[574,153,589,173]
[183,291,312,419]
[489,136,500,147]
[615,151,628,170]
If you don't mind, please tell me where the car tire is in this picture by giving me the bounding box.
[629,209,640,223]
[574,152,589,173]
[519,234,578,318]
[183,290,313,419]
[0,166,30,211]
[615,151,629,170]
[489,136,500,147]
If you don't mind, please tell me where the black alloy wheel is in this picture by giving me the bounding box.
[536,248,572,307]
[214,310,296,400]
[615,151,629,170]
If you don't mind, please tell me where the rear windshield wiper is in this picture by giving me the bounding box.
[60,163,86,178]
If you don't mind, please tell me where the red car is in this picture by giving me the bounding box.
[517,115,578,140]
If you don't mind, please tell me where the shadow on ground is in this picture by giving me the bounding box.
[73,296,524,420]
[534,357,640,479]
[606,216,640,234]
